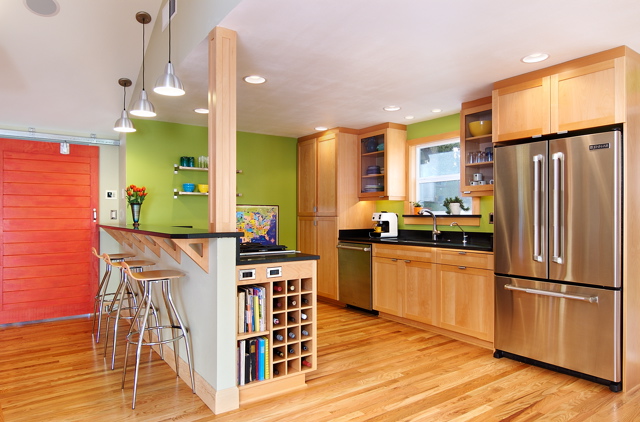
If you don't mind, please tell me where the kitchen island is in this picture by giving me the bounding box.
[99,224,242,414]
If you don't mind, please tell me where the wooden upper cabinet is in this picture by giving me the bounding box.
[357,124,407,201]
[552,58,624,132]
[297,138,317,216]
[316,134,338,216]
[492,77,550,142]
[493,48,629,143]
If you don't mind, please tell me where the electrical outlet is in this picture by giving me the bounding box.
[489,212,494,224]
[110,210,117,220]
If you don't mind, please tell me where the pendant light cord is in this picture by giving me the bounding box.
[168,11,172,64]
[122,85,127,111]
[141,18,146,89]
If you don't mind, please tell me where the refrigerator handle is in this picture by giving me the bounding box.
[552,152,564,264]
[504,284,598,303]
[533,154,544,262]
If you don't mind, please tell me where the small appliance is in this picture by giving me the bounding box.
[371,212,398,238]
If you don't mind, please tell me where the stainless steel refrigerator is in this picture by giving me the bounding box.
[494,128,622,391]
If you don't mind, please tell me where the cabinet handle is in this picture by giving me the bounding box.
[313,206,317,213]
[458,266,467,270]
[458,251,466,255]
[391,258,397,262]
[463,191,471,194]
[404,260,411,263]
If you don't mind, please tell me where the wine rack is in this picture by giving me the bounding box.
[236,259,317,404]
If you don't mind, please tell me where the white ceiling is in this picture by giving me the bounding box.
[2,0,640,141]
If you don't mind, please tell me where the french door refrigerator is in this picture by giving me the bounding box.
[494,128,622,391]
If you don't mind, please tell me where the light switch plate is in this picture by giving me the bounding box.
[105,190,116,199]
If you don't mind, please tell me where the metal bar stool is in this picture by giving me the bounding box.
[119,262,195,409]
[91,247,135,343]
[100,253,158,370]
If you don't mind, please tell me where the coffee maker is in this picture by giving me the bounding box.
[371,212,398,238]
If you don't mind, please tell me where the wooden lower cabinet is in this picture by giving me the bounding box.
[437,264,494,342]
[372,257,403,316]
[404,260,438,325]
[372,244,494,345]
[297,216,338,300]
[372,257,437,323]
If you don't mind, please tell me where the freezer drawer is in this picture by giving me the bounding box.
[495,276,621,382]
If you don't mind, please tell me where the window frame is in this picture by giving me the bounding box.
[406,130,480,216]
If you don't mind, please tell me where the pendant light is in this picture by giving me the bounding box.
[130,11,156,117]
[154,4,185,96]
[114,78,136,133]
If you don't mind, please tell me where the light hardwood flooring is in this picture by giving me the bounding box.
[1,302,639,421]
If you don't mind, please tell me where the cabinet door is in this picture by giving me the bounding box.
[492,77,550,142]
[437,264,494,341]
[372,257,403,316]
[297,138,317,216]
[316,217,338,299]
[316,134,337,216]
[297,217,317,255]
[552,59,623,132]
[404,260,438,325]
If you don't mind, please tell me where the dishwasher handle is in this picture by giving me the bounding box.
[337,244,371,252]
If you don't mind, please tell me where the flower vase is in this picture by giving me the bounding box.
[449,203,462,215]
[130,203,142,227]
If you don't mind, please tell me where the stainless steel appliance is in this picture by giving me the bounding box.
[494,128,622,391]
[337,242,374,311]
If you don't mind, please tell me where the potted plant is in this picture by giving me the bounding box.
[410,201,423,215]
[443,196,469,215]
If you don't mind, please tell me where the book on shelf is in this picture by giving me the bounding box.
[237,335,271,385]
[237,285,266,333]
[257,336,265,381]
[237,339,246,385]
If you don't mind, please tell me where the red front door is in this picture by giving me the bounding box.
[0,138,99,324]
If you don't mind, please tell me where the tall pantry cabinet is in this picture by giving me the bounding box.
[297,129,375,300]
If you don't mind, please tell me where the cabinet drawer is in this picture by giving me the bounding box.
[436,249,493,270]
[372,244,435,262]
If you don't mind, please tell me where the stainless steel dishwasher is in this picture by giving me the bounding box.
[337,242,373,311]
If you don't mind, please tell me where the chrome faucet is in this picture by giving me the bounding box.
[421,208,441,240]
[450,222,468,245]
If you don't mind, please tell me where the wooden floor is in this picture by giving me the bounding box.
[1,303,639,422]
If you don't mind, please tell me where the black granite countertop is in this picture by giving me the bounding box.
[237,252,320,265]
[99,223,241,240]
[339,229,493,252]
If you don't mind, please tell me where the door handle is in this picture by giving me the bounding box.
[504,284,598,303]
[92,208,97,222]
[532,154,544,262]
[552,152,564,264]
[336,244,371,252]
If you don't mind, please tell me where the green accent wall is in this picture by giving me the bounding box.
[236,131,297,249]
[126,120,298,247]
[378,113,494,233]
[127,119,209,228]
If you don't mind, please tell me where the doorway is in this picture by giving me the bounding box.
[0,138,99,324]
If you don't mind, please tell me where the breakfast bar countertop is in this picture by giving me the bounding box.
[98,223,241,240]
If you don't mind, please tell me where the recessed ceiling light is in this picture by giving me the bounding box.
[194,108,209,114]
[24,0,60,17]
[405,115,415,120]
[383,105,401,112]
[243,75,266,84]
[521,53,549,63]
[431,109,442,113]
[314,126,328,131]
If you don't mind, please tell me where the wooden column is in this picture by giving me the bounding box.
[208,27,237,232]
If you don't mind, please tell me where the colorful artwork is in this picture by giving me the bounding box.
[236,205,278,245]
